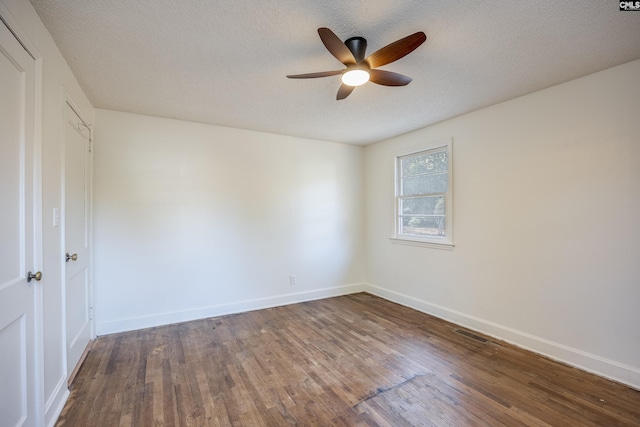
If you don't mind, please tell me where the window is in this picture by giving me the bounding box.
[392,139,453,249]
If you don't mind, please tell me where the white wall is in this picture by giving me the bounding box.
[1,0,95,424]
[93,110,365,334]
[364,59,640,389]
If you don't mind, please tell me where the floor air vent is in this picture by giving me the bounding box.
[454,329,489,343]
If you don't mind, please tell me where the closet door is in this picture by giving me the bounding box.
[64,103,92,381]
[0,17,40,427]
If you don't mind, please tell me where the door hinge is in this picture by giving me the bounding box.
[89,306,94,320]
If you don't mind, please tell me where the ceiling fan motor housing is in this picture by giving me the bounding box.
[344,37,367,63]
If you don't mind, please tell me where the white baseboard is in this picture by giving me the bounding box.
[45,376,69,427]
[364,283,640,391]
[96,283,366,335]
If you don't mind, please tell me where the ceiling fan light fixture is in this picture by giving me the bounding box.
[287,28,426,99]
[342,69,370,86]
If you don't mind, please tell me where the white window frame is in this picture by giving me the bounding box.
[390,138,454,250]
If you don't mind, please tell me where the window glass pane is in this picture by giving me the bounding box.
[400,216,446,237]
[395,142,452,243]
[401,196,444,216]
[401,173,448,195]
[401,151,448,177]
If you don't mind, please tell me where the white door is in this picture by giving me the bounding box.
[0,18,39,427]
[64,104,92,380]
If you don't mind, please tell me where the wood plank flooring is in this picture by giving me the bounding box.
[56,293,640,426]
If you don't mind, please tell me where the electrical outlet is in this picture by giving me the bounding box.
[290,275,296,285]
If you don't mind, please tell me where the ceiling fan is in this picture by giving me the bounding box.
[287,27,427,100]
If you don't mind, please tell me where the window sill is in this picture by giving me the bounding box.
[389,237,455,251]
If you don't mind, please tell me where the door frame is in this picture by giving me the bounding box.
[61,91,95,380]
[0,3,45,425]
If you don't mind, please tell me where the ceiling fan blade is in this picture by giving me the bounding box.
[336,84,355,100]
[287,70,343,79]
[364,32,426,69]
[318,27,357,65]
[369,69,412,86]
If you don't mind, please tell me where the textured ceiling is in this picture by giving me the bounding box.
[30,0,640,145]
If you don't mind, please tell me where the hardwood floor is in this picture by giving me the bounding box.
[56,293,640,426]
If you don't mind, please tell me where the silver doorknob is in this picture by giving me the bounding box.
[66,253,78,262]
[27,271,42,282]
